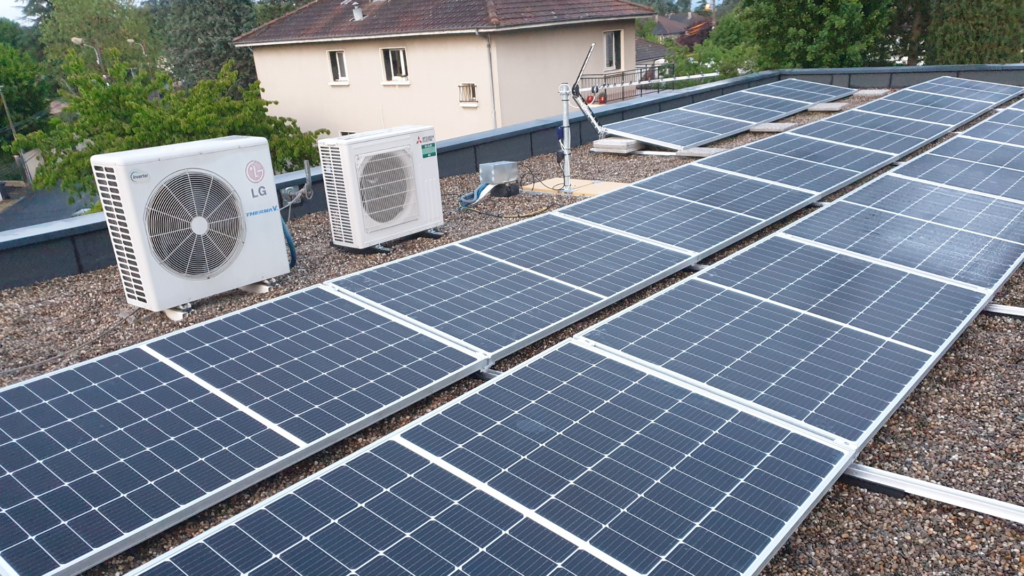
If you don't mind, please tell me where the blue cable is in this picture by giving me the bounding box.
[281,217,297,268]
[459,183,491,209]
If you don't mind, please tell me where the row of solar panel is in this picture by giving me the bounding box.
[336,76,1009,360]
[604,78,856,150]
[123,76,1023,576]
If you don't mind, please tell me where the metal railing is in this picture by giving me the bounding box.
[580,63,715,103]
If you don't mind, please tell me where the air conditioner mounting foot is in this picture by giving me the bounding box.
[336,243,391,255]
[239,278,279,294]
[163,303,194,322]
[417,228,444,240]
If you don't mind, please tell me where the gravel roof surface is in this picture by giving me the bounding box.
[5,89,1024,576]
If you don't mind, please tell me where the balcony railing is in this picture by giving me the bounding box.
[580,63,709,104]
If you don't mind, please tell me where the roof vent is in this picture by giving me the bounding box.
[352,2,363,20]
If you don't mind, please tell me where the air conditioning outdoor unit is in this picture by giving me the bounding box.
[318,125,443,252]
[91,136,290,316]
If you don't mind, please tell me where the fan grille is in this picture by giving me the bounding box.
[146,171,245,277]
[359,150,414,224]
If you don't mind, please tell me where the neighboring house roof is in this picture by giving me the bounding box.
[635,38,667,63]
[235,0,653,46]
[653,12,709,36]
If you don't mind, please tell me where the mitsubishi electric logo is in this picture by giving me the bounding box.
[129,171,149,183]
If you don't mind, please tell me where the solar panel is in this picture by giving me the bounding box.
[915,76,1023,101]
[745,78,855,102]
[129,342,849,576]
[582,278,933,442]
[843,175,1024,244]
[687,92,804,122]
[637,164,813,219]
[893,144,1024,201]
[145,287,483,444]
[594,111,750,152]
[791,111,943,155]
[558,187,764,254]
[963,108,1024,146]
[882,89,993,114]
[697,143,882,194]
[0,349,295,576]
[334,244,605,359]
[458,214,692,297]
[783,201,1024,289]
[604,78,856,151]
[698,236,986,352]
[856,98,975,125]
[0,287,484,576]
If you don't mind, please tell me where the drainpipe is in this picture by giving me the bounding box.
[475,30,498,129]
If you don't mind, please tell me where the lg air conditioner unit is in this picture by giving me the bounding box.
[318,125,443,252]
[91,136,290,315]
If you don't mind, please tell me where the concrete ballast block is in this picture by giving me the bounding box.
[676,147,726,158]
[854,89,889,97]
[807,102,848,112]
[749,122,797,133]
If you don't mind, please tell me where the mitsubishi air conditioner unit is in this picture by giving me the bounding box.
[318,126,443,252]
[91,136,290,315]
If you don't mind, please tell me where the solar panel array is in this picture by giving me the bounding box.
[2,77,1017,576]
[128,76,1024,576]
[604,79,856,150]
[0,288,486,576]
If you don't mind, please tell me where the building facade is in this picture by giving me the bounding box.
[235,0,650,140]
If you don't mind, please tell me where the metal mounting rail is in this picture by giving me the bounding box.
[983,304,1024,317]
[842,464,1024,525]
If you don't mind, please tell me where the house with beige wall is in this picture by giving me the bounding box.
[234,0,652,140]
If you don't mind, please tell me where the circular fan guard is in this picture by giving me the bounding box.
[146,170,245,277]
[359,150,414,224]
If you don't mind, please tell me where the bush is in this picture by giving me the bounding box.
[5,52,326,202]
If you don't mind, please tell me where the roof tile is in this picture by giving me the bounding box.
[235,0,652,46]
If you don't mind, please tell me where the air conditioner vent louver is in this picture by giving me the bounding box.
[94,165,147,303]
[321,145,353,244]
[146,171,245,277]
[358,150,415,224]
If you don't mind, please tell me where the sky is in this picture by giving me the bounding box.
[0,0,24,22]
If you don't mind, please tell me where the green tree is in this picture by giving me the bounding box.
[39,0,157,71]
[19,0,53,24]
[5,53,325,201]
[743,0,894,69]
[154,0,257,86]
[636,17,657,42]
[0,44,49,139]
[886,0,929,65]
[0,18,45,62]
[926,0,1024,64]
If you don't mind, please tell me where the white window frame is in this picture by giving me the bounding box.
[327,50,349,85]
[603,30,623,71]
[381,48,410,85]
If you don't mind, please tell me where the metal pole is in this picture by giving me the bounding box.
[0,85,32,188]
[559,83,573,192]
